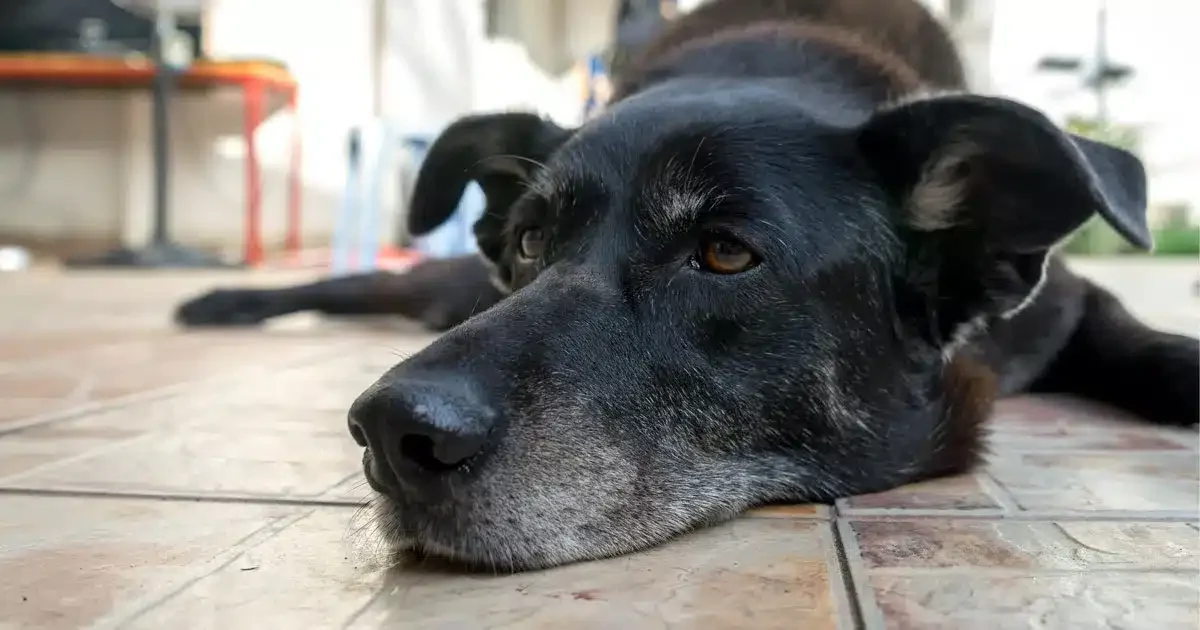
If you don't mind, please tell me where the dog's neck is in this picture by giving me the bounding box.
[924,353,997,476]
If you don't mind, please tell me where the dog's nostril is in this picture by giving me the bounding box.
[348,421,368,447]
[400,434,469,472]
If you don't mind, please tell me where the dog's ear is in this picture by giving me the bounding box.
[407,112,572,238]
[856,94,1150,344]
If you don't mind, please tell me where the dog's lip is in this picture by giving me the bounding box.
[361,449,398,495]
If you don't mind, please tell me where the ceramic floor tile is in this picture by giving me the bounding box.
[0,416,147,480]
[0,330,151,365]
[0,494,300,630]
[987,452,1199,514]
[204,350,423,412]
[0,392,315,485]
[989,400,1196,452]
[848,519,1197,571]
[0,368,112,424]
[844,518,1200,630]
[988,422,1193,452]
[2,359,370,498]
[118,511,853,630]
[839,474,1004,513]
[868,573,1200,630]
[10,422,362,499]
[209,374,379,413]
[990,396,1137,426]
[0,334,346,427]
[179,399,359,436]
[0,399,65,425]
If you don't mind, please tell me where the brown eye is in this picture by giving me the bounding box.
[697,236,758,274]
[517,227,545,261]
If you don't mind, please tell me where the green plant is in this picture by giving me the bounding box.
[1151,226,1200,256]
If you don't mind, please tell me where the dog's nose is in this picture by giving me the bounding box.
[348,377,496,481]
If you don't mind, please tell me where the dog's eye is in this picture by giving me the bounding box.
[695,236,759,274]
[517,228,546,261]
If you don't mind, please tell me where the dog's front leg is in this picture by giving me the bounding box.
[174,255,505,332]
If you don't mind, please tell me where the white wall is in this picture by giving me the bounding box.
[0,91,129,249]
[0,0,493,258]
[380,0,484,135]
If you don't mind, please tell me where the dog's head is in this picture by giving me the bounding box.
[351,84,1149,570]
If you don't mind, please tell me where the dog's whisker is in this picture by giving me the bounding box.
[474,153,548,173]
[468,295,484,319]
[685,136,707,183]
[380,346,413,361]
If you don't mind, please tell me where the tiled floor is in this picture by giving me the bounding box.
[0,263,1197,629]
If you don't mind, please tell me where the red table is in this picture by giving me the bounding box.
[0,53,301,266]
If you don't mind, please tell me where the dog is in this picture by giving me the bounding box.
[175,0,1199,571]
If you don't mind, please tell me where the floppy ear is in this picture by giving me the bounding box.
[407,113,572,259]
[857,94,1150,345]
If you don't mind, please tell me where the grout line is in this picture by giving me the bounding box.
[974,470,1023,513]
[836,518,887,630]
[827,517,866,630]
[0,485,366,508]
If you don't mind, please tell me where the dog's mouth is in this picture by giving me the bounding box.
[357,479,531,572]
[358,449,511,566]
[355,447,637,573]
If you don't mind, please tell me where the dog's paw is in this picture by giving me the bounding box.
[174,289,276,327]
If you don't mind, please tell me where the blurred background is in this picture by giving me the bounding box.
[0,0,1195,271]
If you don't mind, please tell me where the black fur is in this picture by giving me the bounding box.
[175,0,1198,571]
[176,255,503,332]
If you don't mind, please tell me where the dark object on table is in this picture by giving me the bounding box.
[0,0,204,58]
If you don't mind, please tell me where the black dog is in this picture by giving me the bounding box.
[176,0,1199,570]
